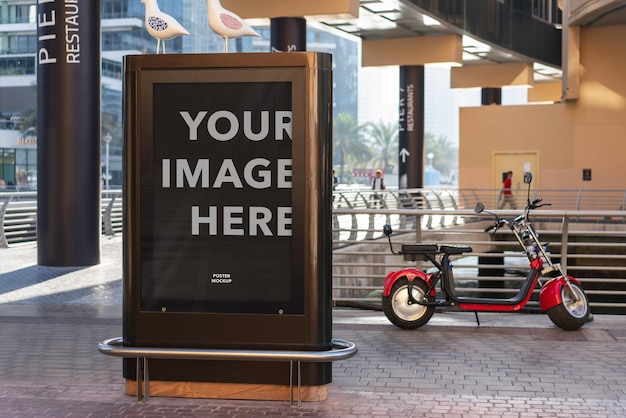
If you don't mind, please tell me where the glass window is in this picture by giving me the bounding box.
[26,149,37,189]
[28,149,37,166]
[1,165,12,184]
[3,149,15,165]
[16,149,27,165]
[2,149,16,186]
[9,35,37,54]
[525,0,561,25]
[13,149,36,189]
[0,57,36,75]
[103,0,132,19]
[8,5,34,24]
[102,59,123,79]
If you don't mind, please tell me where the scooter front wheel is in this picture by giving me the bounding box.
[382,277,434,329]
[546,282,590,330]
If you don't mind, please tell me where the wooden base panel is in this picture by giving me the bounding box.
[125,380,328,402]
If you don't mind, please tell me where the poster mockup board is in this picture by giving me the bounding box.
[123,53,333,385]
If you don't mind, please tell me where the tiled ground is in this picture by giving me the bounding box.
[1,237,625,417]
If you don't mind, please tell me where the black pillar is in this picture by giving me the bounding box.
[36,0,101,266]
[270,17,307,52]
[481,87,502,105]
[399,66,425,189]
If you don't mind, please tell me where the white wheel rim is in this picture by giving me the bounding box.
[562,285,588,319]
[392,284,428,321]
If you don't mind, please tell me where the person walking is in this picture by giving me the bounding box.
[498,171,517,209]
[371,169,385,208]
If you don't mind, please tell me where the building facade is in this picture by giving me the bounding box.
[0,0,358,189]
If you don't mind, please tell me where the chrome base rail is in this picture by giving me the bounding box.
[97,337,358,408]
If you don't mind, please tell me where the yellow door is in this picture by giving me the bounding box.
[493,152,538,207]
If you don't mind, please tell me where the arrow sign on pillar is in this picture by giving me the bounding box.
[399,148,410,163]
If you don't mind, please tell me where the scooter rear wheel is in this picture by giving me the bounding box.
[382,277,434,329]
[546,282,590,330]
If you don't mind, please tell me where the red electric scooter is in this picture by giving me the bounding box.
[381,172,590,330]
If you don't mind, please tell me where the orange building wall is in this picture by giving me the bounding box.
[459,24,626,190]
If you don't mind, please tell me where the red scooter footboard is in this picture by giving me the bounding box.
[539,276,582,311]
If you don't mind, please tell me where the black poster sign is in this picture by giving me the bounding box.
[123,53,333,386]
[140,80,302,314]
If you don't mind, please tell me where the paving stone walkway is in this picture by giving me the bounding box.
[1,237,625,417]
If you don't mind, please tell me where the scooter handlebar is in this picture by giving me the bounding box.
[484,219,507,233]
[527,197,551,210]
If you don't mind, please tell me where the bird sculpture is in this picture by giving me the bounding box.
[141,0,190,54]
[207,0,261,53]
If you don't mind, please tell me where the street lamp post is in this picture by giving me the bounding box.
[104,133,112,190]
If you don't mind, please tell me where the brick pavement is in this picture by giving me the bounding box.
[1,237,626,417]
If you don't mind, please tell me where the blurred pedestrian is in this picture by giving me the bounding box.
[498,171,517,209]
[371,169,385,208]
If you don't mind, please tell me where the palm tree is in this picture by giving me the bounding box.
[425,133,457,177]
[16,108,37,137]
[101,85,123,149]
[101,111,121,147]
[363,120,398,174]
[333,113,371,183]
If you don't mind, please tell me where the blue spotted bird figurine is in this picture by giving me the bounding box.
[141,0,190,54]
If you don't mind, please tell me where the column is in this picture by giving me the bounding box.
[481,87,502,105]
[36,0,101,266]
[270,17,307,52]
[398,65,425,189]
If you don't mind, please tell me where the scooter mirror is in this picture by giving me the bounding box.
[474,202,484,213]
[383,224,393,236]
[524,172,533,184]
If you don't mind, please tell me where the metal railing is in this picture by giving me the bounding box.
[332,187,626,211]
[2,187,624,247]
[98,336,357,407]
[2,189,626,313]
[102,190,123,236]
[0,192,37,247]
[332,207,626,314]
[0,190,123,248]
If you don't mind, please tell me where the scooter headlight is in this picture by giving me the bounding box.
[522,231,533,247]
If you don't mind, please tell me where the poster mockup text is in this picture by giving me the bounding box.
[161,109,293,237]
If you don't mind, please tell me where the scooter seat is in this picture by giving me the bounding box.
[400,243,438,262]
[440,245,472,255]
[401,243,438,254]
